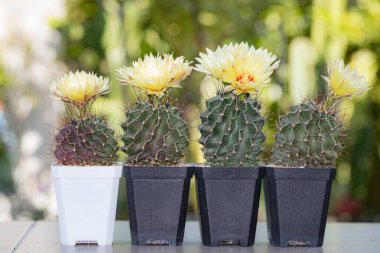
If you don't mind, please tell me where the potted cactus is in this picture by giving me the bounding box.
[116,53,193,246]
[50,71,121,246]
[265,59,370,247]
[194,42,280,247]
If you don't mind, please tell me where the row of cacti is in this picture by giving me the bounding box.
[50,42,370,168]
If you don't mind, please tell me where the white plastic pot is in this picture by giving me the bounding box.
[51,163,122,246]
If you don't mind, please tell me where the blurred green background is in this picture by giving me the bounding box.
[0,0,379,221]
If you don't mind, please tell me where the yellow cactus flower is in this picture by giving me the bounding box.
[322,59,370,98]
[116,54,192,98]
[50,71,109,107]
[195,42,280,95]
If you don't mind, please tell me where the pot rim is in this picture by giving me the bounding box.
[51,162,122,179]
[194,166,263,180]
[264,166,336,181]
[123,165,193,179]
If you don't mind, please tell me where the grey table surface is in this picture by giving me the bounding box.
[4,221,380,253]
[0,221,33,253]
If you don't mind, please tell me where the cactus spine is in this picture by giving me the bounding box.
[199,92,265,167]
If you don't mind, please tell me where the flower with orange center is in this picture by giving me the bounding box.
[195,42,280,95]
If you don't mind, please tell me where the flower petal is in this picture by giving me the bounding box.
[323,59,371,98]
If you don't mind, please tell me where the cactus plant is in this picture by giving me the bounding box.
[54,116,118,166]
[272,59,370,168]
[50,71,118,166]
[117,53,192,166]
[271,100,343,167]
[121,101,188,165]
[50,71,122,247]
[264,60,370,248]
[199,92,265,167]
[195,42,280,167]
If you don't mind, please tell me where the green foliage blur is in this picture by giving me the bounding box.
[0,132,14,195]
[52,0,380,221]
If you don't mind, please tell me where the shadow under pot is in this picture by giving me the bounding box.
[195,166,264,247]
[263,167,336,248]
[124,165,193,246]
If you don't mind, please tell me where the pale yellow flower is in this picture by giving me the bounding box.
[50,71,109,107]
[116,54,192,98]
[322,59,370,98]
[195,42,280,95]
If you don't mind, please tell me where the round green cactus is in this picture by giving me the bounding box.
[54,116,119,165]
[121,101,189,166]
[199,92,265,167]
[271,101,344,167]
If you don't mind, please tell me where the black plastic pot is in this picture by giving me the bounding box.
[124,165,193,246]
[195,166,264,247]
[263,167,336,247]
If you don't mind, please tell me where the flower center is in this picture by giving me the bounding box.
[236,73,255,83]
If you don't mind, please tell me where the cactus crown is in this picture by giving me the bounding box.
[195,42,280,167]
[272,59,370,168]
[50,71,118,166]
[117,53,192,166]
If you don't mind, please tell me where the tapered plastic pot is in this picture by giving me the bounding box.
[195,166,264,247]
[124,165,193,246]
[51,163,122,246]
[263,167,336,247]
